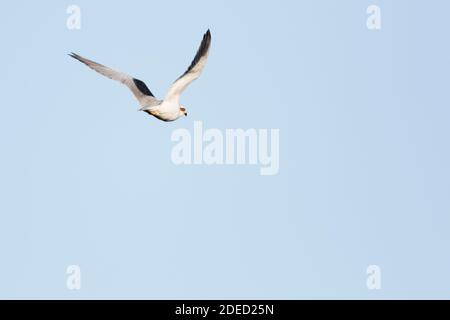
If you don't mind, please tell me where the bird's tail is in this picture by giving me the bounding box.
[139,105,158,112]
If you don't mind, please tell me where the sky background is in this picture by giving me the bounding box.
[1,0,450,299]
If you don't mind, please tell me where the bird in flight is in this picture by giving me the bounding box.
[69,29,211,122]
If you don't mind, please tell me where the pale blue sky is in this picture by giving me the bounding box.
[1,0,450,299]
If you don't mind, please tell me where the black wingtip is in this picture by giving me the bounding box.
[202,29,211,50]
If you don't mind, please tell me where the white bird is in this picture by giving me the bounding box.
[69,29,211,122]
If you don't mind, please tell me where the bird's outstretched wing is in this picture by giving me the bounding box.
[164,30,211,105]
[69,53,158,107]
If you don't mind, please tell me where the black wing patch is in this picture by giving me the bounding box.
[133,78,154,97]
[176,29,211,81]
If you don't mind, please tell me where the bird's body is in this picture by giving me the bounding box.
[70,30,211,122]
[143,101,181,122]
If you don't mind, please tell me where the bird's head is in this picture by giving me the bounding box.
[180,107,187,117]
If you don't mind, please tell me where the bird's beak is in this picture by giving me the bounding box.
[184,112,188,116]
